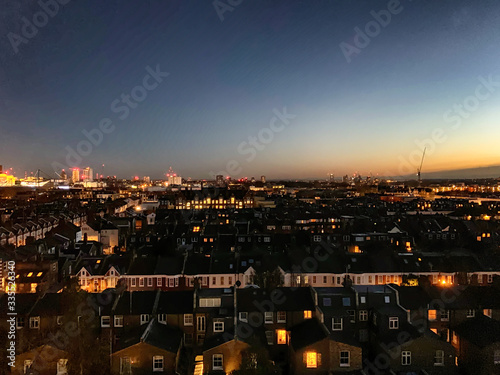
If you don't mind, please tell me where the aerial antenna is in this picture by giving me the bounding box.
[417,148,426,186]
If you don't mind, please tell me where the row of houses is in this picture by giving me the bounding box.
[4,284,500,374]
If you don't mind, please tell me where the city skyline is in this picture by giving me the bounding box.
[2,0,500,179]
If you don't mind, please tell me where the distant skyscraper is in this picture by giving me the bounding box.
[72,168,80,182]
[60,170,67,180]
[261,175,266,183]
[329,173,334,182]
[82,167,93,182]
[167,167,182,186]
[144,176,151,183]
[251,176,256,183]
[0,165,3,173]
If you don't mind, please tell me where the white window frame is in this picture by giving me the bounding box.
[389,317,399,329]
[466,309,475,318]
[332,317,343,331]
[434,350,444,366]
[213,320,224,333]
[153,355,164,372]
[140,314,150,325]
[402,351,411,366]
[158,314,167,324]
[340,350,350,367]
[359,310,368,321]
[265,312,273,324]
[277,311,286,323]
[114,315,124,327]
[101,316,111,327]
[212,354,223,370]
[184,314,193,326]
[239,312,248,322]
[29,316,40,329]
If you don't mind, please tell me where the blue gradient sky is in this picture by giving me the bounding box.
[1,0,500,179]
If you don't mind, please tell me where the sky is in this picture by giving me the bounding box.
[1,0,500,180]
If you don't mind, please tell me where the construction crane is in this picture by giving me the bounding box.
[417,148,426,186]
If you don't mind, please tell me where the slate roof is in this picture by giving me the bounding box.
[454,314,500,348]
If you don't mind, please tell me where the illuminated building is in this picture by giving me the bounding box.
[72,168,80,182]
[82,167,93,182]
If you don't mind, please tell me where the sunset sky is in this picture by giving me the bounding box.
[1,0,500,179]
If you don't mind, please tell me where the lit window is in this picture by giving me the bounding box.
[212,354,223,371]
[402,351,411,365]
[332,317,343,331]
[24,360,33,374]
[305,352,319,368]
[340,351,350,367]
[153,356,164,372]
[277,329,287,344]
[57,359,68,375]
[484,309,492,318]
[389,317,399,329]
[428,310,437,321]
[304,310,312,319]
[434,350,444,366]
[384,296,390,303]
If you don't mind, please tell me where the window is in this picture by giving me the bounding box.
[29,317,40,329]
[212,354,223,371]
[199,298,221,308]
[158,314,167,324]
[140,314,150,325]
[265,330,274,345]
[483,309,492,318]
[378,275,383,284]
[277,311,286,323]
[305,352,320,368]
[239,312,248,322]
[494,350,500,364]
[434,350,444,366]
[120,357,131,375]
[139,278,144,287]
[402,351,411,365]
[342,297,351,307]
[184,333,193,345]
[389,317,399,329]
[169,278,174,287]
[360,296,366,304]
[384,296,390,303]
[57,359,68,375]
[277,329,287,344]
[17,317,25,329]
[101,316,111,327]
[332,317,343,331]
[213,319,224,333]
[184,314,193,326]
[265,312,273,324]
[340,351,350,367]
[428,310,437,321]
[313,235,321,242]
[57,316,63,326]
[466,309,475,318]
[147,277,153,287]
[304,310,312,319]
[114,315,124,327]
[153,356,164,372]
[157,278,162,287]
[348,310,356,323]
[440,310,449,321]
[131,278,136,287]
[359,310,368,321]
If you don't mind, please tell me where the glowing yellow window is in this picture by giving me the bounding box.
[428,310,437,321]
[27,272,33,277]
[277,329,287,344]
[305,352,318,368]
[304,310,312,319]
[36,272,42,277]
